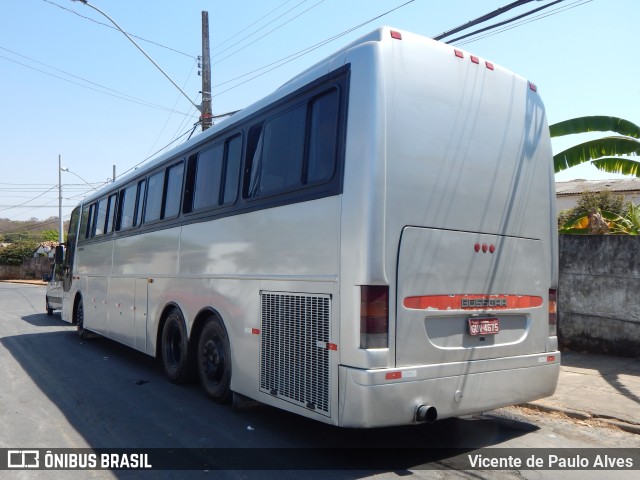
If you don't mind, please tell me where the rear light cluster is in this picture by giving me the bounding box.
[548,289,557,337]
[454,48,494,70]
[360,286,389,349]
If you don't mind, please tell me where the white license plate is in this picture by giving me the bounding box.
[468,317,500,336]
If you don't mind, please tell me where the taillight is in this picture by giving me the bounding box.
[360,286,389,348]
[548,289,557,336]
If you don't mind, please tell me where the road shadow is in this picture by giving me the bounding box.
[21,312,69,328]
[1,329,538,478]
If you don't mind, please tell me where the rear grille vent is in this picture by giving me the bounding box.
[260,292,331,416]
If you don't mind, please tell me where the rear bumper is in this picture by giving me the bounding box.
[337,351,560,428]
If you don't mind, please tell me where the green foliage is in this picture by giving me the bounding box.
[574,190,625,217]
[40,230,60,242]
[550,116,640,175]
[559,192,640,235]
[0,242,38,266]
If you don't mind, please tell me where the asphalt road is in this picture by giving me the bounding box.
[0,282,638,479]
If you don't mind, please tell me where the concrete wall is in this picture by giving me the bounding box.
[0,265,22,280]
[559,235,640,357]
[0,258,51,280]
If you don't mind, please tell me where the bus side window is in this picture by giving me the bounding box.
[118,183,138,230]
[222,135,242,205]
[85,203,97,238]
[94,197,108,236]
[307,89,339,184]
[193,145,224,211]
[79,204,91,240]
[163,161,184,219]
[134,179,146,227]
[144,171,164,223]
[105,194,117,234]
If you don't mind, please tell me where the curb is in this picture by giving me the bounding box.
[522,402,640,435]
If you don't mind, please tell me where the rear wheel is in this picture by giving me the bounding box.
[161,309,194,384]
[46,297,53,316]
[197,317,232,403]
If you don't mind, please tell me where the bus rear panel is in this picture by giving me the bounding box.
[336,28,558,427]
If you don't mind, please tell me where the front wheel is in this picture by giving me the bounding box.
[197,318,232,403]
[75,297,90,340]
[46,297,53,316]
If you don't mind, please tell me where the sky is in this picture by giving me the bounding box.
[1,0,639,222]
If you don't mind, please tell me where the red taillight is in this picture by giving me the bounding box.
[360,286,389,349]
[390,30,402,40]
[549,289,557,336]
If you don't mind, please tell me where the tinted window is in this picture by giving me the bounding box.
[135,180,146,226]
[223,135,242,205]
[105,194,117,234]
[248,104,306,197]
[193,145,223,210]
[119,183,137,230]
[94,197,108,236]
[307,89,339,184]
[164,162,184,219]
[80,204,91,239]
[144,171,164,223]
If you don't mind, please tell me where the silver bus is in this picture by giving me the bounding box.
[58,27,559,428]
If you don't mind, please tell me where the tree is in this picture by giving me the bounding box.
[0,242,38,266]
[550,116,640,175]
[40,230,60,242]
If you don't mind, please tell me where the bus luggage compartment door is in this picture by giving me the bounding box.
[395,226,549,367]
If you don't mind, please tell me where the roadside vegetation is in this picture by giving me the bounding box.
[552,116,640,235]
[0,217,66,266]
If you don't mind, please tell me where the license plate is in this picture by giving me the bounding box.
[468,317,500,336]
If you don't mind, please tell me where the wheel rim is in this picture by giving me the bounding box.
[202,337,225,384]
[77,301,84,329]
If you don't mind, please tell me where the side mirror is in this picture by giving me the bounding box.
[55,245,65,264]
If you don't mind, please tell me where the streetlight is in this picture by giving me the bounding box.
[60,167,99,192]
[70,0,202,114]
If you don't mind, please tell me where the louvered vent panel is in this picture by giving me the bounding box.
[260,292,331,415]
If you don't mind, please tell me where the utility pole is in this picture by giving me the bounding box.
[200,11,213,131]
[58,154,63,244]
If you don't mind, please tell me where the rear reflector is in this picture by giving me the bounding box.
[390,30,402,40]
[454,49,464,59]
[529,81,538,92]
[549,289,557,336]
[470,55,479,64]
[404,294,543,311]
[360,286,389,349]
[486,61,494,70]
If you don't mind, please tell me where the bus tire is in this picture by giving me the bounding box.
[197,317,231,403]
[161,309,194,384]
[75,297,90,340]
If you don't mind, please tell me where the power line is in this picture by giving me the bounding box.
[453,0,592,46]
[211,0,416,97]
[212,0,325,63]
[41,0,197,60]
[0,52,196,117]
[211,0,296,52]
[433,0,539,41]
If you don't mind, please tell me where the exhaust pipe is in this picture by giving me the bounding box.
[416,404,438,424]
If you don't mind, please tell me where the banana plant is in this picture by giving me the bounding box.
[559,203,640,235]
[551,116,640,175]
